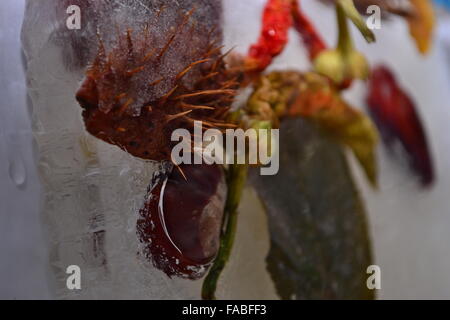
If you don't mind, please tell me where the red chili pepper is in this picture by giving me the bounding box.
[248,0,293,71]
[247,0,326,72]
[367,65,434,187]
[291,0,327,60]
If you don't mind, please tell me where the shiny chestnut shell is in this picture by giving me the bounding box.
[137,163,226,279]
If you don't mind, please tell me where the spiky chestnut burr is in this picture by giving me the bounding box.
[76,7,239,161]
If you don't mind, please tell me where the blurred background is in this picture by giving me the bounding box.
[2,0,450,299]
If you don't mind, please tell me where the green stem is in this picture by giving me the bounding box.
[338,0,375,43]
[336,2,353,54]
[202,164,249,300]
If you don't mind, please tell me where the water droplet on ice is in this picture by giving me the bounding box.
[8,156,27,188]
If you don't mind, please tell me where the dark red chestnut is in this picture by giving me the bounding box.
[137,163,226,279]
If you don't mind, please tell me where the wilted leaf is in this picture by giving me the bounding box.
[407,0,435,54]
[247,71,378,186]
[288,72,379,186]
[250,118,374,300]
[367,65,434,187]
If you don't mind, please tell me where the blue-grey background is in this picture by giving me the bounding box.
[0,0,50,299]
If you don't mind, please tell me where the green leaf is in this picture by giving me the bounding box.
[250,118,374,299]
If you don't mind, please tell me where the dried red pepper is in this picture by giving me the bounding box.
[367,65,434,186]
[247,0,327,71]
[247,0,293,71]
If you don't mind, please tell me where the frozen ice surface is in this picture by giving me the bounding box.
[21,0,276,299]
[26,0,223,116]
[0,0,51,299]
[21,0,200,299]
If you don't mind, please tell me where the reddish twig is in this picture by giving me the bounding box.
[291,0,327,60]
